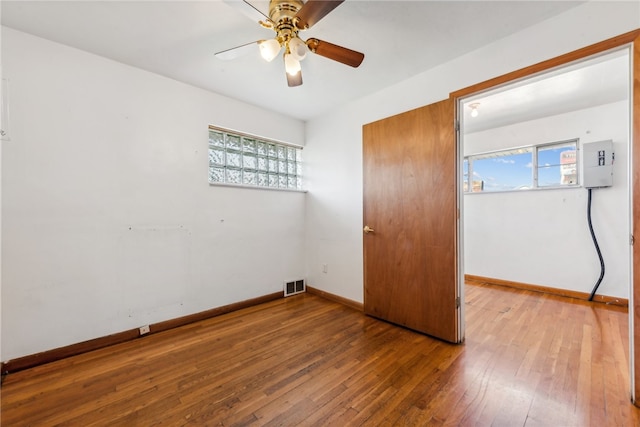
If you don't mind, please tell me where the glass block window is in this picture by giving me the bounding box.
[208,126,303,191]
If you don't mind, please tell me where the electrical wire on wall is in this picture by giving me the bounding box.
[587,188,605,301]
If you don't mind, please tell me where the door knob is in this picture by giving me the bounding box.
[363,225,375,234]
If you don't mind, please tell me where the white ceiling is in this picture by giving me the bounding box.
[462,49,630,133]
[1,0,589,121]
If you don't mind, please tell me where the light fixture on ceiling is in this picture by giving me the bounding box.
[288,36,307,61]
[284,49,302,75]
[259,35,308,76]
[258,38,281,62]
[284,36,306,75]
[216,0,364,87]
[262,35,308,76]
[469,102,480,118]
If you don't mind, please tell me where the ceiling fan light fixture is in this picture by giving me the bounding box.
[288,36,308,61]
[221,0,365,87]
[284,53,301,76]
[259,38,281,62]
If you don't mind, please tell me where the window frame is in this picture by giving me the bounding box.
[208,125,304,192]
[464,138,579,193]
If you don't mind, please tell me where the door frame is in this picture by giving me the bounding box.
[450,28,640,404]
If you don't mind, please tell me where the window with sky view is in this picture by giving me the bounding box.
[464,140,577,192]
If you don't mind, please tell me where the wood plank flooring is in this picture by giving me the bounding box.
[2,283,639,426]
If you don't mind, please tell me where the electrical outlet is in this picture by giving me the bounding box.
[139,325,150,335]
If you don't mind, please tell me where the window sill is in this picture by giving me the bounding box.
[463,184,582,195]
[209,182,307,193]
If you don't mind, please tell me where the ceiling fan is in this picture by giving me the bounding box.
[215,0,365,87]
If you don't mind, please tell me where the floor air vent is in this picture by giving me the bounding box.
[284,279,306,297]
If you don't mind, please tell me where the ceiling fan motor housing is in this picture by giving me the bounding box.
[268,0,305,46]
[269,0,304,23]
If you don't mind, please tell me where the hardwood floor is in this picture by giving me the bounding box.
[2,283,639,426]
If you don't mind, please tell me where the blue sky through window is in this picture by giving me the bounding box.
[538,145,577,187]
[466,141,577,192]
[472,151,532,191]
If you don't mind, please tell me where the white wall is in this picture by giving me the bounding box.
[464,101,629,297]
[304,1,640,303]
[3,1,639,363]
[1,27,306,361]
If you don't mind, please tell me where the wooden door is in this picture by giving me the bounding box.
[362,98,461,343]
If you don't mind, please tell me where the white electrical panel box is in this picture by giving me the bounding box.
[583,140,614,188]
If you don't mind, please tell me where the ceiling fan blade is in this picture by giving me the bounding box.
[214,41,259,60]
[306,38,364,68]
[295,0,344,29]
[223,0,272,25]
[287,70,303,87]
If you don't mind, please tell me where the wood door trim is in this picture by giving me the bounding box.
[451,29,640,99]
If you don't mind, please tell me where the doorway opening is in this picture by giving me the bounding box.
[457,45,632,391]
